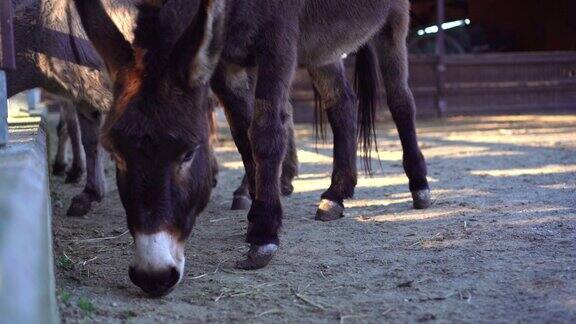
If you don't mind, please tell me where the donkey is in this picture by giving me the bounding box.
[8,0,296,217]
[74,0,431,296]
[7,0,136,217]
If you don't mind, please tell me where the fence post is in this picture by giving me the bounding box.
[26,88,41,112]
[1,0,16,147]
[435,0,447,116]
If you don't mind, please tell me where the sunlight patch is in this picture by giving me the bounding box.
[539,183,576,190]
[500,212,574,226]
[355,207,474,223]
[471,164,576,177]
[221,160,244,170]
[292,174,437,194]
[296,149,333,164]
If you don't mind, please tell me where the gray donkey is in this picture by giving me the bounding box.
[7,0,135,216]
[73,0,431,296]
[8,0,297,217]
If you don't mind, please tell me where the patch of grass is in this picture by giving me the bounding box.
[56,255,73,270]
[59,290,71,304]
[77,298,95,314]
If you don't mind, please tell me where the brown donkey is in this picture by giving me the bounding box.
[73,0,431,296]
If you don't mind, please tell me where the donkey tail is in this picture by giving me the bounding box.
[354,43,382,174]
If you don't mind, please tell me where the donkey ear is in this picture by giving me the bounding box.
[171,0,226,86]
[73,0,134,80]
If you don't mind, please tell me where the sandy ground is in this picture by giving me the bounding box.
[49,114,576,323]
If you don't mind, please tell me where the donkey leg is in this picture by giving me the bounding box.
[63,102,85,184]
[207,93,220,188]
[237,36,298,270]
[231,101,298,210]
[375,5,431,209]
[280,102,298,196]
[308,62,358,221]
[211,63,257,210]
[53,106,69,177]
[209,148,219,188]
[230,174,251,210]
[67,109,106,217]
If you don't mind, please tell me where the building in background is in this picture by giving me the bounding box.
[410,0,576,53]
[292,0,576,121]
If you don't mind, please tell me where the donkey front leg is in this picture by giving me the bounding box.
[67,109,106,217]
[237,43,297,270]
[308,62,358,221]
[238,99,287,269]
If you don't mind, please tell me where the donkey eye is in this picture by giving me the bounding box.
[182,150,196,163]
[181,145,201,163]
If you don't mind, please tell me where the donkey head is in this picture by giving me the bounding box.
[73,0,225,296]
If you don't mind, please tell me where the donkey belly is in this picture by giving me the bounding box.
[298,0,391,67]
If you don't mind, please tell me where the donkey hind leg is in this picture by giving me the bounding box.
[231,101,298,210]
[375,4,430,209]
[53,105,70,176]
[62,101,85,184]
[308,62,358,221]
[67,109,106,217]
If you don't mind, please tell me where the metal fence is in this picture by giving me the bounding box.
[411,51,576,116]
[291,51,576,122]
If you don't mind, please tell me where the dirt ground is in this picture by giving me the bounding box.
[49,114,576,323]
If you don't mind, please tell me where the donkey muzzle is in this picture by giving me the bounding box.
[129,231,185,297]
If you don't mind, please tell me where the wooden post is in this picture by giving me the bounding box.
[435,0,447,116]
[1,0,16,146]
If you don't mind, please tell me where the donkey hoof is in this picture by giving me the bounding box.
[315,199,344,222]
[52,162,67,177]
[281,183,294,196]
[412,189,432,210]
[66,195,93,217]
[231,195,251,211]
[235,244,278,270]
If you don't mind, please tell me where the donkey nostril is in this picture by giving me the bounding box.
[128,265,138,286]
[128,266,181,297]
[168,266,180,285]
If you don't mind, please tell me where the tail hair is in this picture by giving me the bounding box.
[354,43,383,174]
[313,85,327,150]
